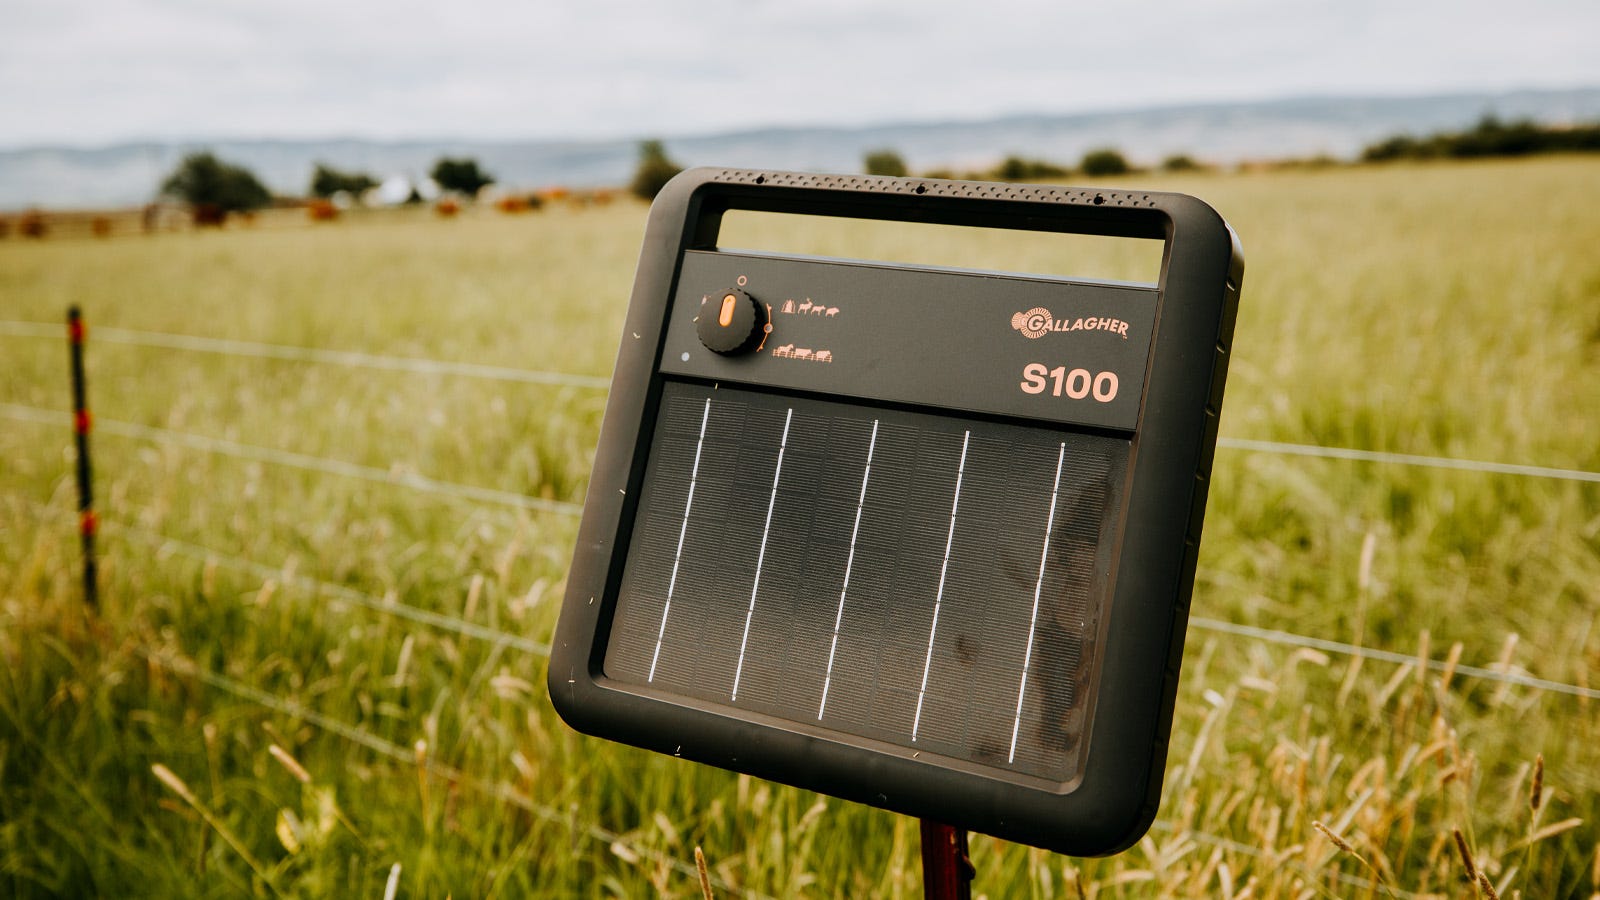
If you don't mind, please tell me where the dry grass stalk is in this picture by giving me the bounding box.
[1313,820,1355,854]
[1453,828,1479,883]
[1312,820,1400,900]
[1357,531,1377,594]
[151,763,273,888]
[1490,633,1521,706]
[1439,642,1464,694]
[1528,754,1543,813]
[415,739,431,832]
[1374,661,1414,711]
[1520,817,1583,846]
[464,572,484,621]
[1415,629,1431,691]
[694,845,713,900]
[268,744,312,784]
[1337,653,1365,708]
[1478,870,1502,900]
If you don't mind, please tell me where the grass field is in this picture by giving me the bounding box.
[2,156,1599,898]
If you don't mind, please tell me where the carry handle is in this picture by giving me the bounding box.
[670,168,1183,252]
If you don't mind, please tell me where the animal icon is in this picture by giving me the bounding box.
[798,300,813,313]
[814,350,832,362]
[794,348,813,360]
[825,307,839,317]
[809,304,827,315]
[772,343,795,358]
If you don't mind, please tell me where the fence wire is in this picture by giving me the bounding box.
[1188,615,1600,701]
[24,491,1600,715]
[6,314,1599,893]
[133,644,764,898]
[0,319,611,390]
[1145,819,1431,900]
[108,518,551,657]
[142,640,1387,898]
[9,492,1586,896]
[7,318,1600,486]
[0,402,583,518]
[1218,435,1600,484]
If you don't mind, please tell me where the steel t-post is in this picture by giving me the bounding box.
[920,819,974,900]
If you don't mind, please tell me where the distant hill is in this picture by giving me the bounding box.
[4,88,1598,210]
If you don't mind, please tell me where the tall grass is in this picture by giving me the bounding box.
[2,158,1598,896]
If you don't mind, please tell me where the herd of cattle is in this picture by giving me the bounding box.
[0,187,623,241]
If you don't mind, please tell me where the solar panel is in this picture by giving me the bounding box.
[550,169,1243,856]
[606,383,1128,782]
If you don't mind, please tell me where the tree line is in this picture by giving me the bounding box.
[158,143,684,220]
[154,113,1600,221]
[1360,115,1600,162]
[160,152,503,216]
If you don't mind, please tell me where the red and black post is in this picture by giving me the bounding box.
[920,820,975,900]
[67,306,98,608]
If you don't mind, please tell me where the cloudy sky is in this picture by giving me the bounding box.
[4,0,1597,147]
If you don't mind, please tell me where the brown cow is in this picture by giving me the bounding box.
[191,204,227,227]
[307,199,339,222]
[19,210,47,238]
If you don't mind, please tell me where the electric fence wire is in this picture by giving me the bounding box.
[1187,615,1600,701]
[0,403,582,518]
[108,517,551,657]
[3,502,1576,895]
[132,644,765,899]
[20,493,1600,708]
[5,287,1592,894]
[5,319,1599,485]
[1145,819,1433,900]
[0,320,610,390]
[146,639,1368,899]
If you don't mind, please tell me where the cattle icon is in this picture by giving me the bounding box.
[794,348,814,360]
[825,307,840,317]
[815,350,833,362]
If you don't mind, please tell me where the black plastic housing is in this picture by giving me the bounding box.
[548,168,1243,856]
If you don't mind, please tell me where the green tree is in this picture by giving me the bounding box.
[992,155,1068,181]
[1079,148,1131,177]
[310,163,379,199]
[430,157,495,197]
[159,151,272,214]
[863,149,908,177]
[629,140,683,201]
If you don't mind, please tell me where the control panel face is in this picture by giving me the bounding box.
[659,251,1159,431]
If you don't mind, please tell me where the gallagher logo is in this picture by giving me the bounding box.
[1011,307,1129,339]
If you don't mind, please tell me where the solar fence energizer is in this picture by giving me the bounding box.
[549,169,1244,858]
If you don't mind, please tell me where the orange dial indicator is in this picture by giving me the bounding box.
[719,294,738,327]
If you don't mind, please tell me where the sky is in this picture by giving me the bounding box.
[3,0,1598,148]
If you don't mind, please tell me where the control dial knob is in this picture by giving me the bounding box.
[696,288,769,355]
